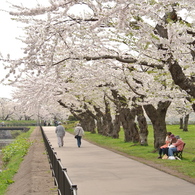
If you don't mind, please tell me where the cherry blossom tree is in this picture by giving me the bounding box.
[0,98,15,120]
[12,77,70,124]
[1,0,195,148]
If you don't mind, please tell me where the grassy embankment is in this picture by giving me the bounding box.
[0,120,37,126]
[0,125,34,195]
[65,123,195,179]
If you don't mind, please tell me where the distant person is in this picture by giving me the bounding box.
[158,132,173,159]
[55,122,65,147]
[54,120,58,126]
[74,123,84,148]
[168,135,184,157]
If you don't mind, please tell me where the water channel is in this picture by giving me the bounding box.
[0,130,15,171]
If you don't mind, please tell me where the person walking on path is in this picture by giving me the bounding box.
[74,123,84,148]
[55,122,65,147]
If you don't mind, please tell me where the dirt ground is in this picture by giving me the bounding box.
[6,127,57,195]
[2,127,195,195]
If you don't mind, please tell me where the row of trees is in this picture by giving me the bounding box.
[0,97,69,123]
[1,0,195,148]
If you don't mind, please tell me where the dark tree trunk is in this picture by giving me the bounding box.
[88,118,96,133]
[143,101,171,149]
[120,107,139,143]
[179,117,183,129]
[82,104,104,135]
[183,114,189,132]
[3,115,9,121]
[136,105,148,146]
[154,8,195,98]
[58,100,96,133]
[191,103,195,112]
[96,118,104,134]
[72,111,96,133]
[102,97,114,137]
[93,106,106,135]
[120,108,132,142]
[109,89,139,142]
[3,112,14,121]
[155,8,194,133]
[104,90,121,138]
[168,60,195,98]
[112,114,120,138]
[79,112,96,133]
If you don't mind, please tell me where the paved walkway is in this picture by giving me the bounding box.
[43,126,195,195]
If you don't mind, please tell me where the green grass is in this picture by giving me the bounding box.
[0,127,34,195]
[65,124,195,179]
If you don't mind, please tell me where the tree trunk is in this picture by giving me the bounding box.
[4,115,9,121]
[71,111,96,133]
[102,97,114,137]
[120,108,132,142]
[179,117,183,129]
[58,100,96,133]
[168,60,195,98]
[136,105,148,146]
[112,114,120,138]
[120,107,139,143]
[92,106,105,135]
[109,89,140,142]
[79,112,96,133]
[155,9,195,99]
[143,101,171,149]
[183,114,189,132]
[82,104,103,135]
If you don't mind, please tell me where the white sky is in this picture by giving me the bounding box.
[0,1,90,99]
[0,0,49,99]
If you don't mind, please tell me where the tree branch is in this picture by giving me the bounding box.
[52,55,164,69]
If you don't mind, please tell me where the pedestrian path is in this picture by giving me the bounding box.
[43,126,195,195]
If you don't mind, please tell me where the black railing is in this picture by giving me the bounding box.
[40,126,77,195]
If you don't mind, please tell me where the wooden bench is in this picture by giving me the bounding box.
[173,143,186,159]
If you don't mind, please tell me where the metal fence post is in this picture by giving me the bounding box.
[40,126,78,195]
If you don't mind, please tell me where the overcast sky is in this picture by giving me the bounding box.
[0,0,49,98]
[0,0,89,99]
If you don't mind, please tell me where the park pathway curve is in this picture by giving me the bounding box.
[43,126,195,195]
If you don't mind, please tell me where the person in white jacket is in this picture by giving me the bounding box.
[74,123,84,147]
[55,122,65,147]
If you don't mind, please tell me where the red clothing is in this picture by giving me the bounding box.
[173,139,184,151]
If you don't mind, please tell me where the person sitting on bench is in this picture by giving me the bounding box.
[158,132,174,159]
[168,135,184,157]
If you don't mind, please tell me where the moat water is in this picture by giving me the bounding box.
[0,138,15,171]
[0,139,14,149]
